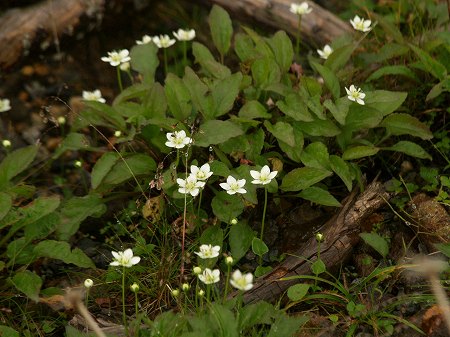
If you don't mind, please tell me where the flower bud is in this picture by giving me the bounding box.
[230,218,238,225]
[57,116,66,125]
[182,283,190,291]
[2,139,11,148]
[84,279,94,288]
[114,130,122,137]
[193,266,202,275]
[198,289,205,297]
[225,256,234,265]
[74,160,82,168]
[130,282,139,293]
[171,289,180,297]
[315,233,324,242]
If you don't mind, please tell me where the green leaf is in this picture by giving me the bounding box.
[239,100,271,119]
[91,152,119,189]
[267,315,308,337]
[324,44,355,72]
[295,119,341,137]
[10,195,60,233]
[6,238,35,265]
[211,72,242,118]
[245,129,266,162]
[57,194,106,241]
[183,67,211,117]
[276,93,313,122]
[311,258,326,275]
[380,113,433,140]
[239,302,275,329]
[264,121,295,147]
[344,105,383,130]
[199,226,224,248]
[300,142,330,170]
[278,123,304,163]
[287,284,310,301]
[192,42,231,79]
[209,303,239,337]
[102,153,156,186]
[211,192,245,223]
[367,65,419,82]
[52,132,97,158]
[409,43,447,80]
[234,33,257,62]
[310,61,340,99]
[365,90,408,116]
[130,43,159,82]
[208,5,233,57]
[342,146,380,160]
[373,14,404,43]
[34,240,95,268]
[385,141,432,160]
[298,187,341,207]
[359,232,389,258]
[209,160,231,177]
[267,31,294,72]
[165,73,192,121]
[0,192,12,222]
[329,155,353,191]
[229,222,255,262]
[195,120,244,147]
[435,243,450,258]
[252,237,269,257]
[281,167,332,192]
[143,83,167,119]
[0,325,19,337]
[323,98,350,125]
[24,213,59,241]
[255,265,272,277]
[12,270,42,302]
[251,57,281,89]
[0,145,38,188]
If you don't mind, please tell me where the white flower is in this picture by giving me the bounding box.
[194,244,220,259]
[177,175,205,197]
[190,163,213,181]
[0,98,11,112]
[230,270,254,291]
[317,44,333,60]
[0,98,11,113]
[153,34,176,48]
[119,62,130,72]
[110,248,141,268]
[165,130,192,149]
[250,165,278,185]
[198,268,220,285]
[2,140,11,148]
[350,15,372,32]
[345,84,366,105]
[220,176,247,195]
[173,29,196,41]
[84,279,94,288]
[289,2,312,15]
[82,89,106,103]
[136,34,153,45]
[101,49,131,66]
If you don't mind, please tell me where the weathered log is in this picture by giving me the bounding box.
[0,0,104,70]
[242,181,391,304]
[201,0,352,46]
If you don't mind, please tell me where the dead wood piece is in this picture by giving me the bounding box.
[0,0,104,70]
[242,181,391,304]
[201,0,351,46]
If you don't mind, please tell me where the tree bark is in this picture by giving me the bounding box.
[242,181,391,304]
[201,0,352,46]
[0,0,104,70]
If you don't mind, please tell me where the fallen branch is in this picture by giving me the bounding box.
[242,181,391,303]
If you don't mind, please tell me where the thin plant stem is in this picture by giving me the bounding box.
[116,66,123,92]
[197,189,203,217]
[295,16,302,59]
[223,264,231,304]
[206,285,211,303]
[180,151,189,278]
[164,48,168,76]
[260,188,268,241]
[122,267,128,335]
[134,292,138,317]
[182,41,187,69]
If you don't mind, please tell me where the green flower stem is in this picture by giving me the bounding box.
[85,290,90,308]
[122,267,128,334]
[116,66,123,92]
[206,285,211,303]
[163,48,168,76]
[223,264,231,304]
[260,187,268,241]
[182,41,187,69]
[134,292,139,317]
[197,189,203,217]
[295,16,302,59]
